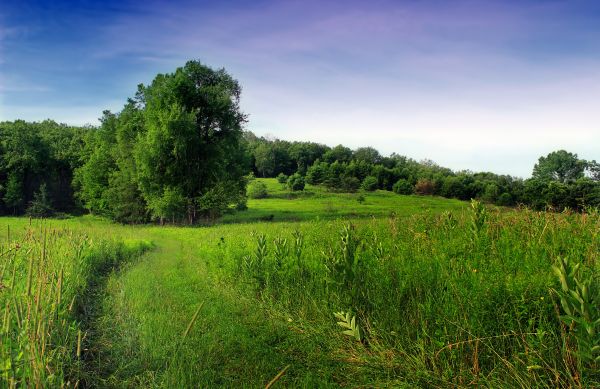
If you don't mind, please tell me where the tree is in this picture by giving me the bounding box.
[306,161,328,185]
[247,180,268,199]
[322,145,352,164]
[393,179,413,195]
[253,141,292,177]
[134,60,248,223]
[353,147,381,164]
[287,173,305,191]
[276,173,288,184]
[4,173,23,214]
[361,176,378,191]
[532,150,586,183]
[73,111,117,216]
[586,160,600,181]
[26,183,54,218]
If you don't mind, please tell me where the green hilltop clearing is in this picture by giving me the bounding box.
[221,178,467,223]
[1,184,598,388]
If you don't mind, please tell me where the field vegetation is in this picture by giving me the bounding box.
[0,184,598,387]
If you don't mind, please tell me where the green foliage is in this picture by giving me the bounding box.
[305,161,328,185]
[3,173,23,214]
[469,199,487,242]
[352,147,381,164]
[360,176,378,191]
[552,257,600,366]
[1,195,598,387]
[0,120,87,215]
[197,181,244,220]
[392,178,413,195]
[322,144,352,164]
[286,173,305,191]
[243,233,269,290]
[339,176,360,193]
[25,183,54,218]
[334,311,362,341]
[276,173,288,184]
[0,221,150,386]
[247,180,268,199]
[253,141,293,177]
[533,150,586,183]
[323,224,363,306]
[496,192,513,206]
[71,61,249,224]
[244,139,599,210]
[146,186,187,223]
[134,61,247,223]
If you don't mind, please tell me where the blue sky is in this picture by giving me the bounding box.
[1,0,599,177]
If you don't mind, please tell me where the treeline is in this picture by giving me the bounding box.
[0,120,87,216]
[0,60,598,223]
[245,135,600,210]
[1,61,249,223]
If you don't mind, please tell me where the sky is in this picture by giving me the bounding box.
[1,0,599,177]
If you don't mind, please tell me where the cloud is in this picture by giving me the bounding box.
[2,0,599,177]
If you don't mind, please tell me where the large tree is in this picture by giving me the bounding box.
[134,60,248,223]
[532,150,586,183]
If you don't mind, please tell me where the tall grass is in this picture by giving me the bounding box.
[233,205,599,387]
[0,223,149,387]
[0,200,596,387]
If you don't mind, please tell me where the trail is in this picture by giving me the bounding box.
[83,231,340,388]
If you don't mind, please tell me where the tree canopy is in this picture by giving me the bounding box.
[75,60,249,223]
[532,150,586,183]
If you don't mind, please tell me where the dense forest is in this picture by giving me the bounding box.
[0,61,598,223]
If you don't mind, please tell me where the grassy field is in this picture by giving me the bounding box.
[0,179,598,388]
[221,179,467,223]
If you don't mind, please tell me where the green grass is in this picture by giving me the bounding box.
[0,185,598,387]
[222,178,467,223]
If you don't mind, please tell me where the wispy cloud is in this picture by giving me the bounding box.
[2,0,599,176]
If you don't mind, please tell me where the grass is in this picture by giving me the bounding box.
[0,181,598,387]
[221,179,467,223]
[0,218,151,387]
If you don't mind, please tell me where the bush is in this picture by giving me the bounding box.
[340,176,361,193]
[392,179,413,195]
[276,173,288,184]
[26,184,54,218]
[496,192,513,206]
[306,162,328,185]
[414,178,435,195]
[361,176,378,191]
[247,181,268,199]
[287,173,305,191]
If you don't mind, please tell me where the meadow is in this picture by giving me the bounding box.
[0,179,598,388]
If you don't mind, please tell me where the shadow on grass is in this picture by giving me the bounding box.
[70,241,153,386]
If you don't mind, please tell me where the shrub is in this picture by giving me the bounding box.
[496,192,513,206]
[340,176,361,193]
[414,178,435,195]
[306,162,328,185]
[392,179,413,195]
[26,183,54,218]
[276,173,288,184]
[287,173,305,191]
[361,176,378,191]
[247,181,268,199]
